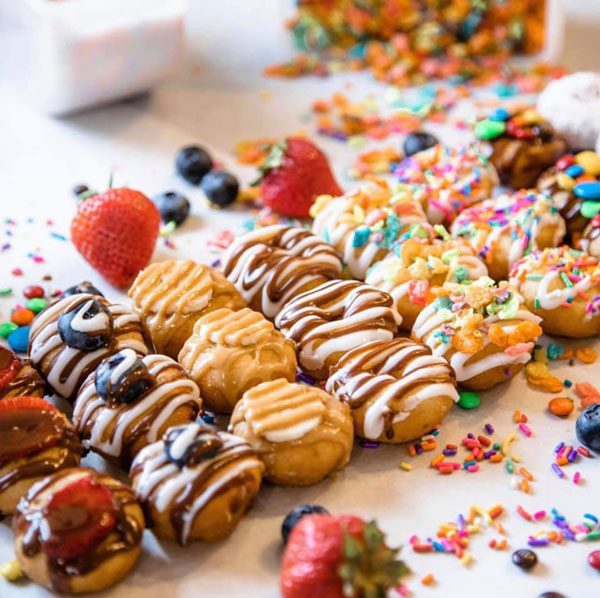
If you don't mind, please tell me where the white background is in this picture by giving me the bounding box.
[0,2,600,597]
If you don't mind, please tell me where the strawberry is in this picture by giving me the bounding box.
[42,476,117,559]
[71,188,160,289]
[0,347,21,391]
[0,397,62,464]
[280,514,409,598]
[259,137,342,218]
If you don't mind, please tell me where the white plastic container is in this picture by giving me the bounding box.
[20,0,185,115]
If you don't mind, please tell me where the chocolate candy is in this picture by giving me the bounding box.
[7,326,30,353]
[474,119,506,140]
[61,281,104,299]
[512,548,538,570]
[574,181,600,201]
[588,549,600,571]
[163,425,223,468]
[95,349,154,405]
[576,404,600,452]
[58,298,113,351]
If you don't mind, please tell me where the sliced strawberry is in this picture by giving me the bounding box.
[42,476,117,559]
[0,397,63,464]
[0,347,21,391]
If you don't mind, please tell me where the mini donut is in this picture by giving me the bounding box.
[74,349,202,468]
[28,293,151,401]
[579,215,600,259]
[130,423,263,544]
[394,144,499,224]
[509,246,600,338]
[474,107,567,189]
[365,223,488,330]
[13,467,144,594]
[129,259,245,359]
[310,180,427,279]
[178,307,296,414]
[223,224,342,320]
[537,72,600,150]
[451,189,566,281]
[411,279,543,391]
[229,378,353,486]
[0,346,45,399]
[275,279,401,380]
[0,397,81,515]
[538,151,600,239]
[326,338,459,443]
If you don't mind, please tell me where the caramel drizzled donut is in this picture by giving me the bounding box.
[0,397,81,515]
[178,307,296,414]
[411,280,542,390]
[0,347,45,399]
[29,293,151,401]
[222,224,343,320]
[13,467,144,594]
[230,378,353,486]
[310,181,427,279]
[130,423,263,545]
[129,260,245,358]
[275,279,401,379]
[326,338,458,443]
[74,350,202,468]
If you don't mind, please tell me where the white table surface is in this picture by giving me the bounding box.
[0,2,599,597]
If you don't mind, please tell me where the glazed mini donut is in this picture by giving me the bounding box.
[411,279,543,390]
[13,467,144,595]
[538,151,600,239]
[537,72,600,150]
[229,378,353,486]
[0,397,81,515]
[178,307,296,414]
[74,349,202,468]
[579,215,600,259]
[0,346,45,399]
[474,107,567,189]
[394,144,499,224]
[223,224,342,320]
[451,189,566,281]
[509,246,600,338]
[28,293,151,401]
[275,279,401,380]
[130,423,263,544]
[310,180,427,279]
[326,338,458,443]
[129,259,245,359]
[365,223,488,330]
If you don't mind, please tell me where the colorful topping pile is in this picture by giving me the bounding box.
[474,107,556,142]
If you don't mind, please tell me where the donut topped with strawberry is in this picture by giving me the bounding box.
[0,397,81,515]
[0,346,45,399]
[13,467,145,594]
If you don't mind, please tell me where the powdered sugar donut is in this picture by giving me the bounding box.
[395,144,498,224]
[411,279,542,391]
[537,72,600,150]
[365,223,487,330]
[326,338,458,443]
[451,189,566,281]
[275,279,401,379]
[509,246,600,338]
[310,181,427,280]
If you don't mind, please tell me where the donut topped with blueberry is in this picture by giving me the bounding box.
[58,297,114,351]
[163,424,224,468]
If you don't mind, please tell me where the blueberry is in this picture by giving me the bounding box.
[176,145,213,185]
[402,131,439,157]
[61,282,104,299]
[153,191,190,227]
[281,504,329,544]
[163,424,223,468]
[95,349,153,405]
[58,298,113,351]
[576,404,600,452]
[201,170,239,207]
[72,184,89,197]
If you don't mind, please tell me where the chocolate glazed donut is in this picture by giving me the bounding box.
[222,224,343,320]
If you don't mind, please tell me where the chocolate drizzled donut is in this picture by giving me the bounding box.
[222,224,342,320]
[0,347,45,399]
